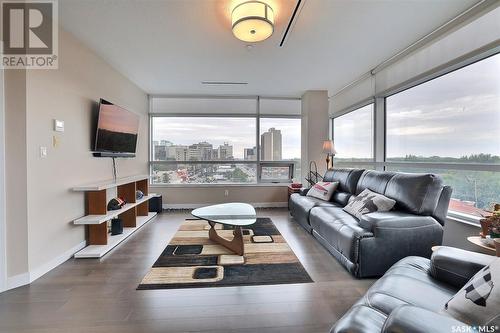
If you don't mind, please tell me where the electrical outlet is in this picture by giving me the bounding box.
[224,189,229,197]
[40,146,47,158]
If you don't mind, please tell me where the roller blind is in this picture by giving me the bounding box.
[259,98,301,116]
[150,97,257,115]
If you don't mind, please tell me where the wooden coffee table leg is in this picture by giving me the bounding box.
[207,221,244,256]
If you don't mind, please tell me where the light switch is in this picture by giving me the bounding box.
[54,119,64,132]
[40,146,47,158]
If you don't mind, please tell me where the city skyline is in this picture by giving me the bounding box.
[152,117,301,160]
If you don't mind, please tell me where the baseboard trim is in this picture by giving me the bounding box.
[163,202,288,209]
[4,240,86,292]
[29,240,86,282]
[6,272,30,290]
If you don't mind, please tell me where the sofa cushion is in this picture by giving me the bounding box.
[323,168,364,195]
[310,206,373,263]
[343,189,396,219]
[331,305,387,333]
[306,181,339,201]
[289,193,337,231]
[384,173,443,216]
[332,191,351,206]
[361,256,457,316]
[358,211,441,232]
[356,170,396,195]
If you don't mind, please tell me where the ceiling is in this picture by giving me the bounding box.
[59,0,479,97]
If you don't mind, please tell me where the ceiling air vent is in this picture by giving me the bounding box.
[279,0,305,47]
[201,81,248,85]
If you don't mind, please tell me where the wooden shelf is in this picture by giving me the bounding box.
[74,212,157,258]
[74,195,153,225]
[72,174,157,258]
[72,175,150,192]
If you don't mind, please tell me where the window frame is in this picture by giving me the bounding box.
[149,96,301,186]
[331,49,500,222]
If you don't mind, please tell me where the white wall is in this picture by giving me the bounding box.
[4,69,29,287]
[301,91,330,182]
[154,185,288,209]
[3,28,149,289]
[0,62,6,291]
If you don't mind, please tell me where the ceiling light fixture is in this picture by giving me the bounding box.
[232,1,274,43]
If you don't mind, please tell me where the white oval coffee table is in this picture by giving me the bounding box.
[191,203,256,256]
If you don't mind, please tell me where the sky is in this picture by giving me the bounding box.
[334,53,500,159]
[152,117,301,160]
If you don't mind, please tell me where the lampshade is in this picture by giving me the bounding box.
[322,140,337,155]
[232,1,274,43]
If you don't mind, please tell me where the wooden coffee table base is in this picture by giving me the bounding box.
[208,221,244,256]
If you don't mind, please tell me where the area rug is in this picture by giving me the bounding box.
[138,217,313,290]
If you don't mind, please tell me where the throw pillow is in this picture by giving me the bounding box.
[343,188,396,219]
[444,258,500,326]
[306,181,339,201]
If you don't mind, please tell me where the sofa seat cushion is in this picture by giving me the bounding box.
[289,193,338,230]
[290,194,337,213]
[359,256,457,316]
[331,304,387,333]
[310,207,373,263]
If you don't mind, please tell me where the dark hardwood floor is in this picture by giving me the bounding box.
[0,208,375,333]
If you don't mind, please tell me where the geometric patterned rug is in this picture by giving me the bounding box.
[137,217,313,290]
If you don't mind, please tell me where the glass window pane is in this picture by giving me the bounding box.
[386,166,499,217]
[260,166,291,181]
[152,163,257,184]
[259,118,301,181]
[386,54,500,163]
[333,104,374,162]
[152,117,256,161]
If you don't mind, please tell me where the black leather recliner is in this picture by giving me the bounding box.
[331,247,496,333]
[289,168,452,277]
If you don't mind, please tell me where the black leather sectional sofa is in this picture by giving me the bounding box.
[332,247,496,333]
[289,168,452,278]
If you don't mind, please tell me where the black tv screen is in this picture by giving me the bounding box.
[94,99,139,155]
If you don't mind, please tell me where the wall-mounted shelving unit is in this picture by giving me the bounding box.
[72,175,157,258]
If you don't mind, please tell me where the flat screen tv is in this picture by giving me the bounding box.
[94,99,139,157]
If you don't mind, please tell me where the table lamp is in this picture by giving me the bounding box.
[322,140,337,170]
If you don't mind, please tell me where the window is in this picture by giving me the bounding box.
[333,103,374,164]
[151,117,257,184]
[386,53,500,216]
[150,97,301,185]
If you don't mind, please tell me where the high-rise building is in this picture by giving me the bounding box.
[154,145,167,160]
[260,128,282,160]
[188,142,213,160]
[218,143,233,160]
[175,147,188,161]
[244,147,257,160]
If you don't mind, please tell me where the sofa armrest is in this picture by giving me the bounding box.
[383,305,466,333]
[430,246,495,288]
[359,211,440,232]
[356,211,444,277]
